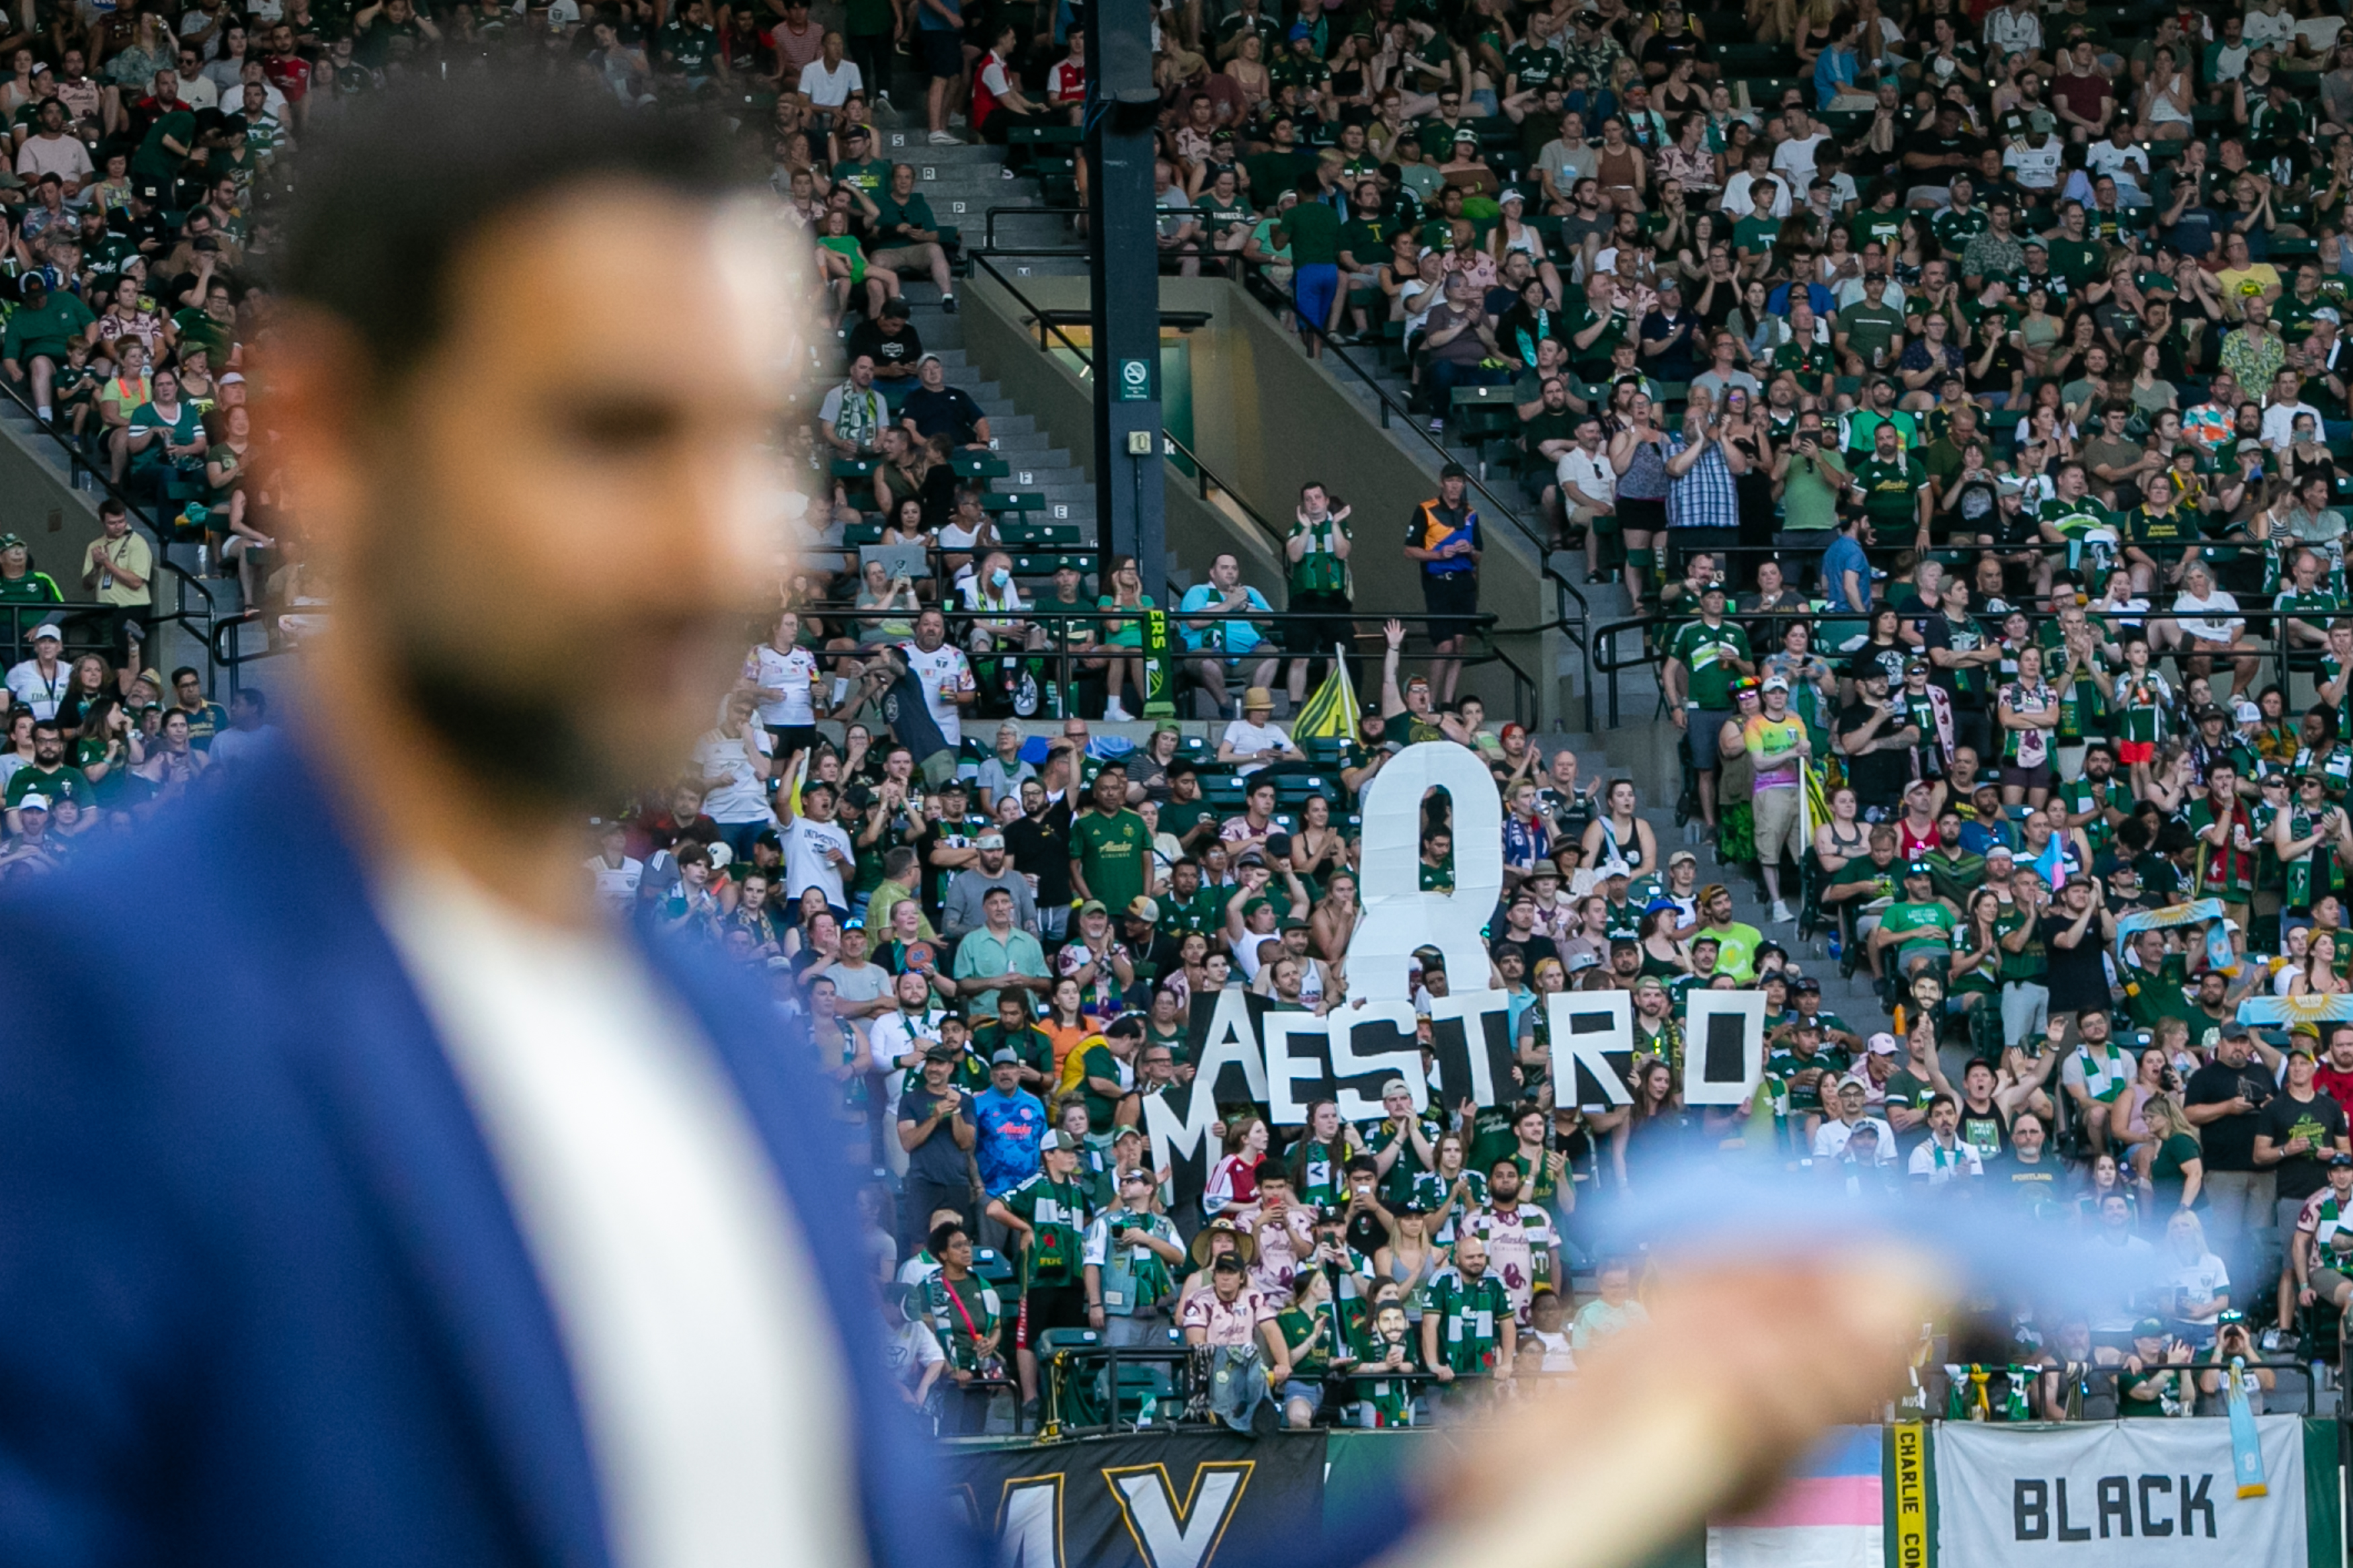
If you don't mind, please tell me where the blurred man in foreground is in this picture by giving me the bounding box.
[0,78,1937,1568]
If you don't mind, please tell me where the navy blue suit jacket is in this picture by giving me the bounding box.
[0,743,979,1568]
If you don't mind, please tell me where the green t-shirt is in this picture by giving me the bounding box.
[132,109,196,182]
[1732,214,1781,255]
[1880,899,1957,959]
[1,290,95,362]
[2044,236,2106,290]
[999,1173,1094,1287]
[1665,618,1752,709]
[1839,304,1908,370]
[1276,200,1345,265]
[1072,1039,1125,1133]
[1072,806,1150,917]
[831,157,893,198]
[1765,1044,1851,1113]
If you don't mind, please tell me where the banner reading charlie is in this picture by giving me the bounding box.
[1935,1415,2305,1567]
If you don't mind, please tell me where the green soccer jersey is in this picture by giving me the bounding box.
[1371,1111,1447,1206]
[1995,903,2044,983]
[1421,1268,1512,1374]
[1666,617,1752,709]
[1772,339,1835,382]
[1931,206,1990,250]
[1505,42,1566,89]
[2038,495,2114,544]
[2060,776,2126,854]
[2297,742,2353,802]
[1072,806,1150,917]
[999,1173,1094,1288]
[2123,952,2198,1031]
[2128,505,2198,550]
[1765,1046,1849,1113]
[2110,669,2172,745]
[1855,456,1925,527]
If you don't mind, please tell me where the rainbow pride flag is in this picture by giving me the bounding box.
[1706,1427,1882,1568]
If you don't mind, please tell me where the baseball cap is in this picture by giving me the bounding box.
[2132,1317,2165,1339]
[1380,1077,1412,1098]
[1761,675,1789,692]
[28,623,60,643]
[1792,976,1821,994]
[1078,899,1108,917]
[1041,1130,1082,1153]
[1127,895,1161,923]
[1867,1032,1899,1055]
[1669,848,1698,866]
[1439,462,1470,480]
[0,533,22,550]
[922,1042,960,1063]
[16,792,48,813]
[989,1047,1020,1067]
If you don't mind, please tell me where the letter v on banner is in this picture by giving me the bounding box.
[1103,1462,1254,1568]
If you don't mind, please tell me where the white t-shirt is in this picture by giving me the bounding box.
[378,866,862,1568]
[1769,132,1827,195]
[2262,400,2323,452]
[1219,718,1295,775]
[2171,589,2243,644]
[5,657,69,720]
[783,815,856,906]
[798,56,861,107]
[693,727,776,826]
[15,134,95,183]
[899,638,974,748]
[1812,1116,1897,1164]
[749,642,820,728]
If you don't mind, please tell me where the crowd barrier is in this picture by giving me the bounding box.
[939,1419,2346,1568]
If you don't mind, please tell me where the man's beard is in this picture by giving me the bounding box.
[388,632,643,812]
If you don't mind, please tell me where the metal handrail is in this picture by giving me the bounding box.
[0,369,222,692]
[965,251,1293,557]
[1583,603,2304,729]
[970,210,1590,638]
[811,600,1535,727]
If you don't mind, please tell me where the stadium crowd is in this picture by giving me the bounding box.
[17,0,2353,1442]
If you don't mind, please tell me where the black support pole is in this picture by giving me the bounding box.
[1083,0,1166,612]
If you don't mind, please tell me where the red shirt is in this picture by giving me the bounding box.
[262,51,310,103]
[2318,1064,2353,1112]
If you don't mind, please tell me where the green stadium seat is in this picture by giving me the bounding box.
[982,491,1049,512]
[843,522,885,546]
[948,453,1011,480]
[831,456,881,479]
[1010,552,1091,575]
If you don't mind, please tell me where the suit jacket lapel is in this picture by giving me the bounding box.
[227,749,614,1568]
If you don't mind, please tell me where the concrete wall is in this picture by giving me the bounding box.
[961,270,1561,727]
[959,272,1287,591]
